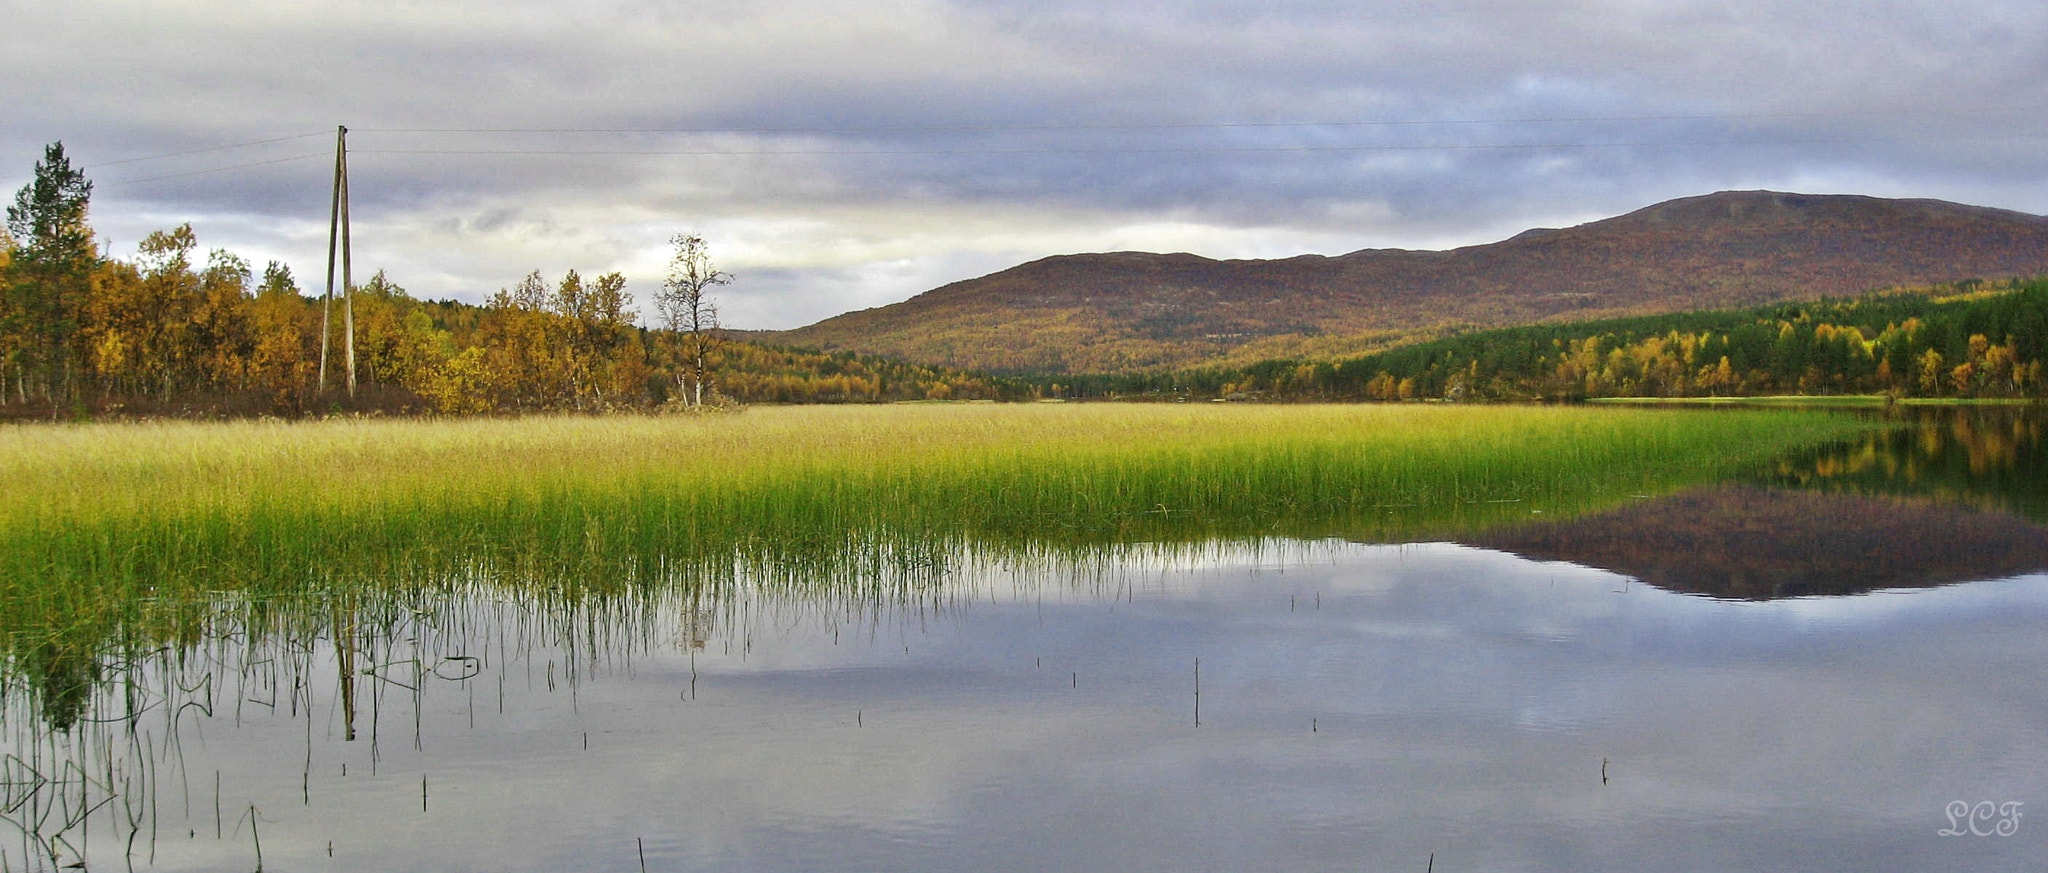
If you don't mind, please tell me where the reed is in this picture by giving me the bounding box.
[0,403,1872,680]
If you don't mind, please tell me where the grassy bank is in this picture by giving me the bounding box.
[1,404,1873,665]
[1588,395,2046,407]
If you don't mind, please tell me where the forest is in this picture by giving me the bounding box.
[0,143,1006,418]
[1046,276,2048,402]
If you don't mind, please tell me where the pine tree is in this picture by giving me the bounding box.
[4,142,98,405]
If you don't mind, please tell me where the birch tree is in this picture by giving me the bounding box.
[655,233,731,407]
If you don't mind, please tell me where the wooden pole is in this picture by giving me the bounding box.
[339,127,356,399]
[338,592,358,742]
[320,126,343,394]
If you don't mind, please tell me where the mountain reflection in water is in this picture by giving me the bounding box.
[1474,485,2048,599]
[1478,405,2048,600]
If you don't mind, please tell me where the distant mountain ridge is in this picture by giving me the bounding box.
[769,191,2048,374]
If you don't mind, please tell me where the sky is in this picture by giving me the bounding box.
[5,0,2046,330]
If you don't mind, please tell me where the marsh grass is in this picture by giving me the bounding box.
[1,403,1873,713]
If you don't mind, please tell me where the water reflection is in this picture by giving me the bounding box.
[2,544,2044,873]
[1765,405,2048,519]
[1473,485,2048,599]
[1468,406,2048,599]
[4,406,2046,871]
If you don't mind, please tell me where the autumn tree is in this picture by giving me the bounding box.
[192,249,255,392]
[481,270,564,408]
[553,269,636,406]
[341,270,446,400]
[467,268,644,411]
[656,233,731,407]
[247,262,317,407]
[105,224,204,398]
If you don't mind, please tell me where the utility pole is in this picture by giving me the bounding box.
[320,128,339,394]
[340,128,356,399]
[319,125,356,398]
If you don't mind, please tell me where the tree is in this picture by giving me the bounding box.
[350,270,445,395]
[484,270,564,407]
[248,261,317,407]
[192,248,255,392]
[133,224,202,397]
[656,233,731,407]
[0,224,14,402]
[556,270,635,406]
[4,142,97,405]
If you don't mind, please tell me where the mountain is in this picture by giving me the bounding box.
[769,191,2048,373]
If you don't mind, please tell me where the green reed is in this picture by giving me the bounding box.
[1,404,1872,669]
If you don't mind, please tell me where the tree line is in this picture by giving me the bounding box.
[16,139,2039,414]
[1041,276,2048,402]
[1,143,1006,417]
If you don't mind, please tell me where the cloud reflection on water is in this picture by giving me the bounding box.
[7,540,2042,872]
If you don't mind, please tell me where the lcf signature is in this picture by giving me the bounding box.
[1939,801,2023,837]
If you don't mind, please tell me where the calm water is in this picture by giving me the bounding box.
[4,407,2044,872]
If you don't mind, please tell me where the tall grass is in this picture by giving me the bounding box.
[6,403,1865,524]
[1,404,1871,689]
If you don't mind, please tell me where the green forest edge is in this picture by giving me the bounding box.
[2,405,1874,727]
[1054,276,2048,402]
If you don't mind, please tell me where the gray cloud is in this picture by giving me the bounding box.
[6,0,2046,327]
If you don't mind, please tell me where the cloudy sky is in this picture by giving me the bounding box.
[6,0,2045,329]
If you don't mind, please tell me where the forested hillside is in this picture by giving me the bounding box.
[774,191,2048,373]
[1050,277,2048,401]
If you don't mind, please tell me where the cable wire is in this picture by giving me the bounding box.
[353,104,2048,135]
[104,152,331,187]
[84,132,331,169]
[350,131,2040,159]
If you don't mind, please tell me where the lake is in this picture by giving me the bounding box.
[3,405,2042,871]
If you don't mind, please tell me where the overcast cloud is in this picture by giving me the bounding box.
[5,0,2045,328]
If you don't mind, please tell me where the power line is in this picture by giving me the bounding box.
[103,152,331,187]
[351,142,1730,157]
[350,131,2042,159]
[84,132,330,169]
[353,104,2048,135]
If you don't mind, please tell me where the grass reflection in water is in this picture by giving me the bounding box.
[3,404,1876,659]
[1,403,1888,869]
